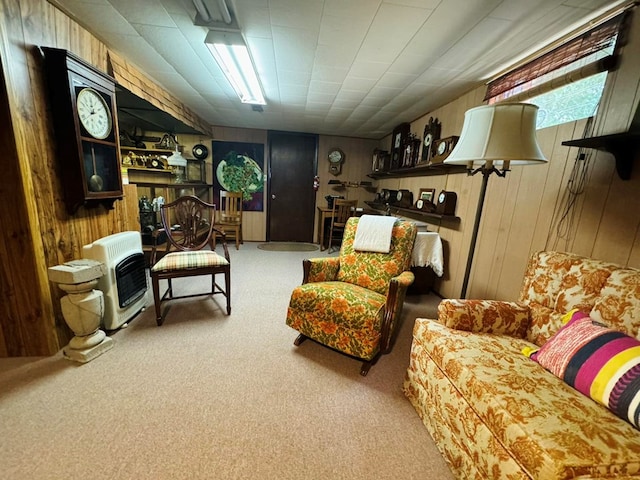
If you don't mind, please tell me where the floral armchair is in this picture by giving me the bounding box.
[286,217,417,375]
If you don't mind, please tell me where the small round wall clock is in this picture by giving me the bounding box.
[192,144,209,160]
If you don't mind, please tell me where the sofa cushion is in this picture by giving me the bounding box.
[526,302,567,346]
[529,310,640,430]
[418,317,640,479]
[591,268,640,340]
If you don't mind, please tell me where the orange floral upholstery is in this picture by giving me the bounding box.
[404,251,640,479]
[286,217,417,375]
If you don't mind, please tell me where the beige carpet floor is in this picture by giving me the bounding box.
[0,242,453,480]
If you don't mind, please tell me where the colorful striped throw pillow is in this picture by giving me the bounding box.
[527,310,640,430]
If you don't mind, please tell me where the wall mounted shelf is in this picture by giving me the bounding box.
[328,180,376,190]
[562,131,640,180]
[368,163,468,179]
[365,201,460,228]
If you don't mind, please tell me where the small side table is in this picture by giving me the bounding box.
[48,259,114,363]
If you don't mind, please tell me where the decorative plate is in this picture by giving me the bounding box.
[192,144,209,160]
[215,155,263,198]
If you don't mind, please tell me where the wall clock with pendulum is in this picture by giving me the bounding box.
[41,47,123,214]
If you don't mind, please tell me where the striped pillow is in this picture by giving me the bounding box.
[528,310,640,430]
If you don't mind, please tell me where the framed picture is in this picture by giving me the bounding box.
[212,141,265,211]
[419,188,436,203]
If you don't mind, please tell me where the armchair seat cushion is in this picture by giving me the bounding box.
[287,281,386,360]
[151,251,229,272]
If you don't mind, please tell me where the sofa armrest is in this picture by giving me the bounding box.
[437,299,530,338]
[302,257,341,284]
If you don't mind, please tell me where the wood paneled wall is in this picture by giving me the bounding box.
[376,9,640,301]
[1,0,161,356]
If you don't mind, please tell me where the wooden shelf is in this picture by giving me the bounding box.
[328,180,376,190]
[562,131,640,180]
[121,146,174,155]
[127,167,173,173]
[365,201,460,227]
[368,163,468,179]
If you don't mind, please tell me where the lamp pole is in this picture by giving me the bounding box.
[460,164,507,299]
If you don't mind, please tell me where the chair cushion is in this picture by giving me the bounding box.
[286,281,386,360]
[528,310,640,430]
[151,251,229,272]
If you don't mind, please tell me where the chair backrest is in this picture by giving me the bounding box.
[331,199,358,227]
[337,217,417,295]
[219,191,243,223]
[160,195,216,251]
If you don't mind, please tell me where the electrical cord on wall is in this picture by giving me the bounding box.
[545,116,595,251]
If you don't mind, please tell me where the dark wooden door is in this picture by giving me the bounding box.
[268,131,317,242]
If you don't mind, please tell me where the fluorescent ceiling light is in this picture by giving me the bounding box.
[205,29,266,105]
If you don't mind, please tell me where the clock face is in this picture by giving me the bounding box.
[76,88,112,140]
[328,149,344,163]
[424,133,433,147]
[437,140,447,155]
[439,192,446,203]
[396,191,403,201]
[192,144,209,160]
[416,199,424,210]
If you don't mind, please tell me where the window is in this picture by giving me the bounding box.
[527,71,608,129]
[485,12,628,129]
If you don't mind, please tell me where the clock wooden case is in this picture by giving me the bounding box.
[419,117,441,165]
[436,190,457,215]
[41,47,123,214]
[430,135,460,165]
[390,123,410,170]
[328,147,345,175]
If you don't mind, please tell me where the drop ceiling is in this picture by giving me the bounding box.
[49,0,629,139]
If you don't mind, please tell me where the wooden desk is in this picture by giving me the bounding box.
[316,206,334,251]
[317,206,368,250]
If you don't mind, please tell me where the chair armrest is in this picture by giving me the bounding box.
[380,270,415,353]
[437,299,530,338]
[212,227,230,262]
[302,257,341,284]
[150,228,171,266]
[392,270,415,289]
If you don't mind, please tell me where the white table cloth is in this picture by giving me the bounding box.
[411,231,444,276]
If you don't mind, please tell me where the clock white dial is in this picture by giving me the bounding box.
[439,192,446,203]
[328,149,344,163]
[76,88,112,140]
[437,140,447,155]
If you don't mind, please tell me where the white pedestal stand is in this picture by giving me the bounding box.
[48,259,113,363]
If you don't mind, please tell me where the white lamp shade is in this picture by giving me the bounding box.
[167,149,187,167]
[444,102,547,168]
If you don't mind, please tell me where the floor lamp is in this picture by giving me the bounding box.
[443,103,548,298]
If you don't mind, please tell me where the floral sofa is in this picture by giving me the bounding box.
[403,251,640,479]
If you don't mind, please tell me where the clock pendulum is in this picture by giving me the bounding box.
[88,145,104,192]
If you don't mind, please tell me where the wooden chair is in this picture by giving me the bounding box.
[215,191,243,250]
[327,199,358,253]
[150,195,231,326]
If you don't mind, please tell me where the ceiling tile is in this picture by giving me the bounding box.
[51,0,623,139]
